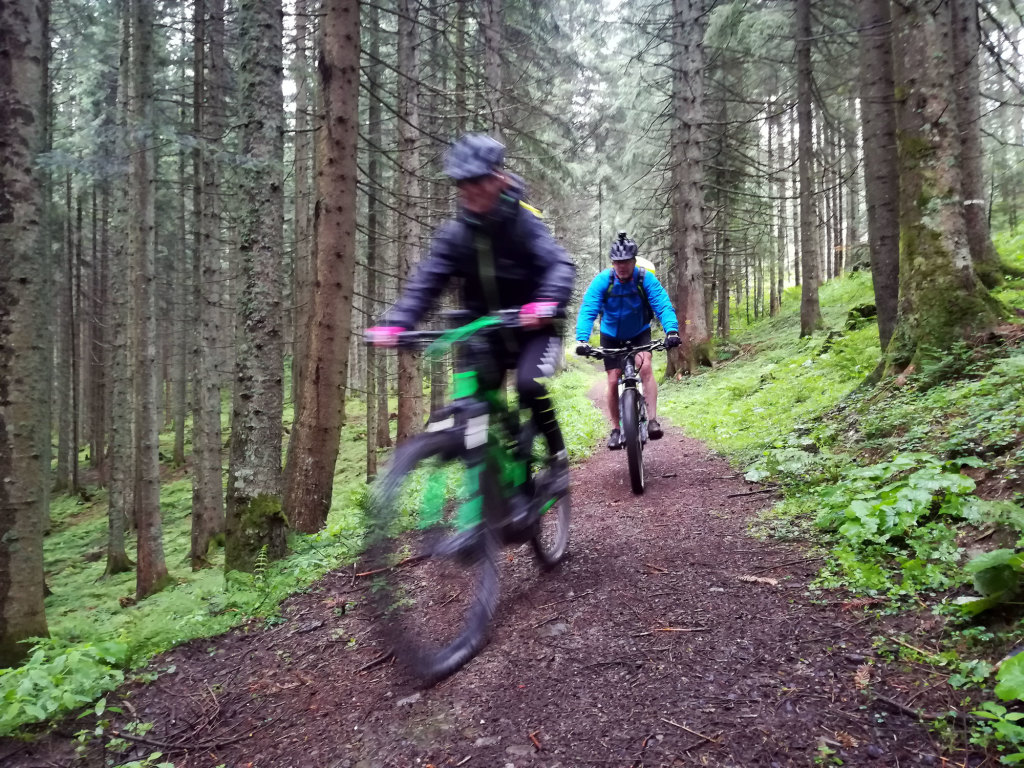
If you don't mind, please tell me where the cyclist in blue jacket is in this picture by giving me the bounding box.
[575,233,681,449]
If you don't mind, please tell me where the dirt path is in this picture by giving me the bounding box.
[6,389,957,768]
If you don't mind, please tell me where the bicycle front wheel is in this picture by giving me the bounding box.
[621,387,645,494]
[363,432,499,686]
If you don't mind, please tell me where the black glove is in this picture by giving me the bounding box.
[665,332,681,349]
[575,342,591,357]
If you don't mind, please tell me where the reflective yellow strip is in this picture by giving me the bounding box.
[519,201,543,218]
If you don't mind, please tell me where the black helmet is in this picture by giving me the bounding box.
[609,231,638,261]
[444,134,505,180]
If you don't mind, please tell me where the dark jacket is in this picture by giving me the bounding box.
[382,176,576,329]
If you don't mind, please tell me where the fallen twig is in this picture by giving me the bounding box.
[633,627,710,637]
[532,613,561,629]
[354,555,425,578]
[529,730,543,750]
[726,487,778,498]
[356,651,394,673]
[886,634,944,663]
[659,718,720,744]
[872,693,936,721]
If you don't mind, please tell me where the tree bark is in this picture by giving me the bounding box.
[365,0,384,483]
[0,0,51,666]
[858,0,901,351]
[105,0,135,576]
[291,0,314,403]
[481,0,503,138]
[950,0,1001,288]
[190,0,226,569]
[172,131,188,467]
[796,0,824,337]
[669,0,710,375]
[225,0,287,572]
[55,173,74,493]
[284,0,359,534]
[129,0,170,600]
[396,0,422,444]
[889,0,998,369]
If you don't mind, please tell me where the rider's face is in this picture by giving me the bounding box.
[457,172,505,214]
[612,258,636,281]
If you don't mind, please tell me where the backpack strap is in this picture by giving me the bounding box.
[605,267,654,323]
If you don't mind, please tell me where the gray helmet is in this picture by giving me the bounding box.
[444,134,505,180]
[609,231,638,261]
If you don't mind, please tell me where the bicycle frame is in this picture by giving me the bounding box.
[404,311,546,535]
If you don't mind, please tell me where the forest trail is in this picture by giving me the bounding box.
[7,389,955,768]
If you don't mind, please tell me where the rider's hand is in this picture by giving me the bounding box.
[575,342,591,357]
[365,326,405,347]
[520,300,558,329]
[665,331,681,349]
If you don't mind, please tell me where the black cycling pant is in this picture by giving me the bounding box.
[474,330,566,455]
[598,328,652,372]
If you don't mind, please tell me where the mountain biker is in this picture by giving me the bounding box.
[575,232,680,450]
[366,133,576,495]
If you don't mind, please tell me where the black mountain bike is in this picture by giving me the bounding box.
[363,309,571,686]
[578,339,666,494]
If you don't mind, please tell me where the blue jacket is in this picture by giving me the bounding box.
[575,267,679,341]
[382,176,576,329]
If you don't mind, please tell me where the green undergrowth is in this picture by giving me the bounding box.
[659,260,1024,761]
[658,271,881,466]
[1,363,603,738]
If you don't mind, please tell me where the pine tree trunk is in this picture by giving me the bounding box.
[106,0,136,577]
[365,1,383,483]
[769,106,781,316]
[91,181,109,482]
[790,116,801,286]
[55,174,74,493]
[225,0,287,571]
[481,0,503,138]
[889,0,998,369]
[172,140,188,467]
[130,0,170,600]
[190,0,226,569]
[284,0,359,533]
[292,0,314,403]
[950,0,1001,288]
[669,0,710,375]
[396,0,422,445]
[858,0,901,351]
[0,0,51,666]
[796,0,824,336]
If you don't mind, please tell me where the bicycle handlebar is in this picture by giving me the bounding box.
[366,307,567,349]
[577,339,667,360]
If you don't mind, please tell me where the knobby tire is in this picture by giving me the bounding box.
[519,422,571,569]
[364,431,499,686]
[621,387,645,494]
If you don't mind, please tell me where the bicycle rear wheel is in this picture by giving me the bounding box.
[364,432,499,686]
[621,387,645,494]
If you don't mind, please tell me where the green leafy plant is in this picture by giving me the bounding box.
[971,701,1024,763]
[0,639,127,736]
[815,452,983,546]
[956,550,1024,616]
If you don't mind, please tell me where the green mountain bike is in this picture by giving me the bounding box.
[363,309,571,686]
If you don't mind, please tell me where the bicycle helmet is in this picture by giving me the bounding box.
[609,231,638,261]
[444,134,505,181]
